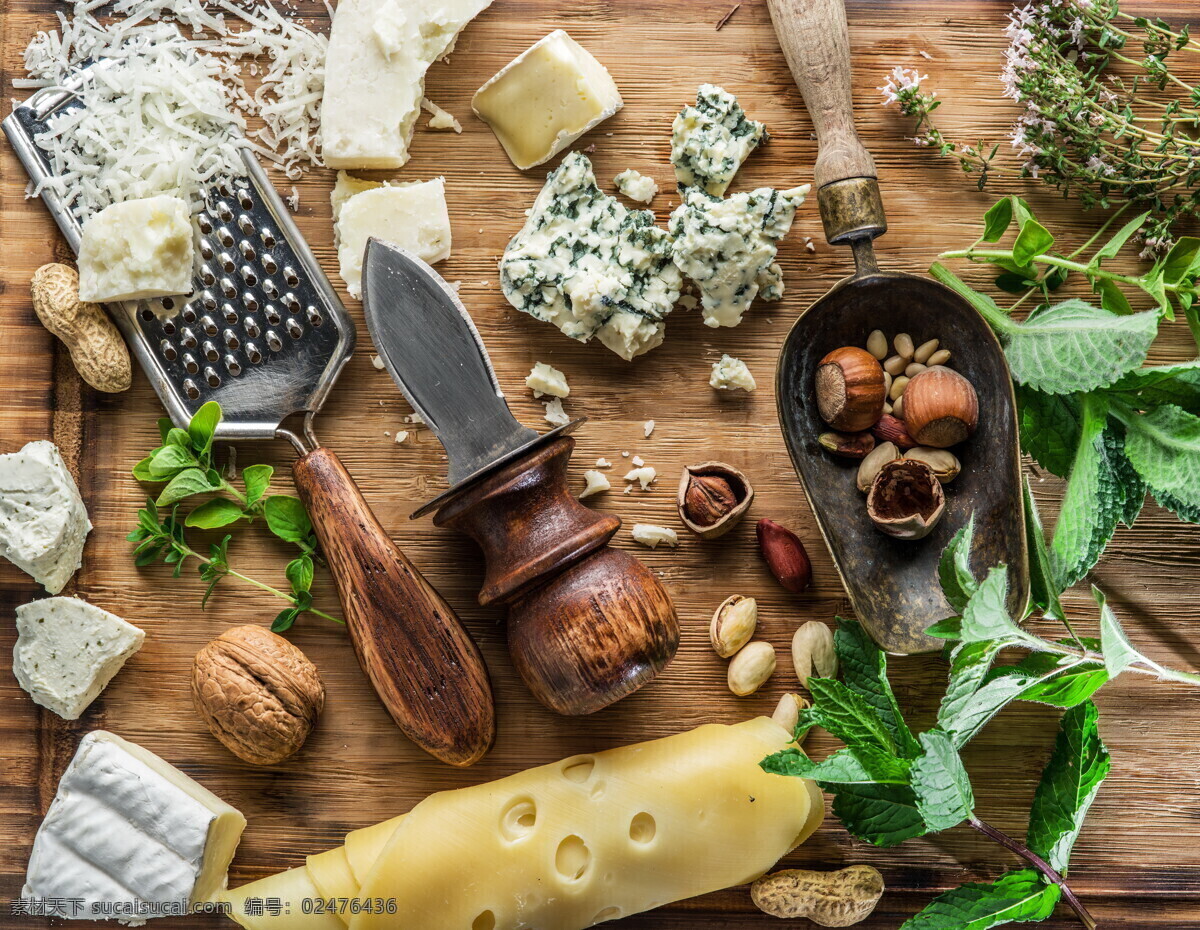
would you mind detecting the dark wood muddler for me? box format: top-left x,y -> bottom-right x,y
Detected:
434,436 -> 679,716
293,447 -> 495,766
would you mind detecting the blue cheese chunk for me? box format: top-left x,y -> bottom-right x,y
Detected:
614,169 -> 659,204
500,153 -> 682,360
671,85 -> 768,196
710,354 -> 757,392
669,185 -> 810,327
0,441 -> 91,594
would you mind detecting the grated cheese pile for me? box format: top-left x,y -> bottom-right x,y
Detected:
19,0 -> 327,220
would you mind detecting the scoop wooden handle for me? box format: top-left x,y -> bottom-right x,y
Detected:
293,447 -> 494,767
767,0 -> 876,188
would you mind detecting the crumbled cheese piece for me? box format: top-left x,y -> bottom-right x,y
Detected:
679,294 -> 699,310
670,185 -> 810,327
395,431 -> 408,443
408,412 -> 426,425
671,84 -> 768,196
544,397 -> 571,426
624,485 -> 633,494
631,455 -> 645,467
710,354 -> 757,392
526,362 -> 570,398
805,236 -> 816,253
596,457 -> 612,468
421,97 -> 463,132
0,441 -> 91,594
614,169 -> 659,204
622,451 -> 630,457
579,470 -> 611,499
631,524 -> 679,548
624,466 -> 656,489
472,30 -> 622,170
12,597 -> 144,720
372,355 -> 385,370
78,196 -> 194,302
643,420 -> 655,437
500,153 -> 681,360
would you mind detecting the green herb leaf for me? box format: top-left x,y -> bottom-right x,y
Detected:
899,869 -> 1060,930
834,618 -> 921,758
982,197 -> 1014,242
937,640 -> 1003,745
1091,212 -> 1150,267
910,729 -> 975,832
286,554 -> 314,594
1094,277 -> 1133,316
1023,481 -> 1064,622
1161,236 -> 1200,284
148,444 -> 199,479
166,427 -> 192,449
272,608 -> 300,633
938,518 -> 979,614
157,417 -> 174,445
829,782 -> 929,847
930,264 -> 1011,331
803,678 -> 899,755
156,468 -> 219,506
763,745 -> 913,785
1011,655 -> 1108,707
188,401 -> 222,457
1120,404 -> 1200,521
264,495 -> 314,547
184,498 -> 246,529
243,464 -> 274,507
1093,587 -> 1140,678
131,456 -> 156,482
1016,386 -> 1081,478
1012,220 -> 1055,266
1105,361 -> 1200,414
942,670 -> 1041,749
953,567 -> 1030,647
1025,701 -> 1110,873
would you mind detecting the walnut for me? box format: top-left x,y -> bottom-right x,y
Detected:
192,625 -> 325,765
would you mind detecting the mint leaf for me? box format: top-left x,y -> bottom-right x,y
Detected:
264,495 -> 314,547
188,401 -> 222,457
286,554 -> 314,594
900,869 -> 1060,930
1012,220 -> 1055,266
930,264 -> 1011,332
829,782 -> 928,847
982,197 -> 1014,242
157,417 -> 174,445
156,468 -> 218,506
1016,386 -> 1081,477
1093,277 -> 1133,316
942,671 -> 1040,748
1105,362 -> 1200,413
184,498 -> 246,529
1010,654 -> 1108,707
955,566 -> 1031,646
1026,701 -> 1110,873
938,640 -> 1002,744
1093,587 -> 1140,678
243,463 -> 274,507
1161,236 -> 1200,284
938,518 -> 978,613
166,427 -> 192,449
1023,481 -> 1064,621
992,299 -> 1158,395
132,456 -> 156,482
911,729 -> 975,831
834,618 -> 921,758
763,745 -> 913,785
1121,404 -> 1200,521
804,678 -> 899,755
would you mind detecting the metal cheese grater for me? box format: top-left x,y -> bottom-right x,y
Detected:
2,61 -> 498,767
2,61 -> 354,439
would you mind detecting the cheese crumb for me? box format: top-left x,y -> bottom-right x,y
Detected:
631,455 -> 645,467
526,362 -> 570,398
624,466 -> 656,490
596,457 -> 613,468
421,97 -> 463,133
394,431 -> 408,443
631,524 -> 679,549
372,355 -> 385,369
614,169 -> 659,204
710,354 -> 757,392
78,196 -> 194,302
579,470 -> 611,499
679,294 -> 699,310
544,397 -> 571,426
407,412 -> 426,425
643,420 -> 655,437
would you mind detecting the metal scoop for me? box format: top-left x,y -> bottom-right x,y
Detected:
767,0 -> 1028,654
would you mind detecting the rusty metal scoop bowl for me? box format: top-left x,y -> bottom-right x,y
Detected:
768,0 -> 1028,653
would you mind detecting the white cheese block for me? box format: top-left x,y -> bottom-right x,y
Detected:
670,185 -> 810,327
0,441 -> 91,594
500,153 -> 681,361
525,361 -> 570,398
671,85 -> 768,196
333,176 -> 452,298
710,354 -> 757,392
13,597 -> 145,720
473,30 -> 623,170
614,169 -> 659,204
77,196 -> 194,302
22,731 -> 246,925
322,0 -> 492,168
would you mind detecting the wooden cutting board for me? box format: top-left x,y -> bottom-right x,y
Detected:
3,1 -> 1200,926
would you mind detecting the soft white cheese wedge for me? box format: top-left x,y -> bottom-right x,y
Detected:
333,176 -> 451,298
22,730 -> 246,925
0,441 -> 91,594
77,196 -> 194,302
13,597 -> 145,720
322,0 -> 492,168
473,30 -> 623,170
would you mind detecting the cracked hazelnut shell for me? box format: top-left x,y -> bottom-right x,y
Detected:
678,462 -> 754,539
866,459 -> 946,540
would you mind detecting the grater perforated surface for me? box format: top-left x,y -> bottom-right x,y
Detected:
3,62 -> 355,440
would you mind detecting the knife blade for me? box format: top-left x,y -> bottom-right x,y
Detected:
361,238 -> 548,489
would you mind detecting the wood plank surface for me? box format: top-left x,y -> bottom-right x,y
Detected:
4,0 -> 1200,927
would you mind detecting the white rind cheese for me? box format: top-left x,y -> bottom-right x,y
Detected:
710,354 -> 757,392
322,0 -> 492,169
671,85 -> 768,196
670,185 -> 810,327
614,169 -> 658,204
78,196 -> 194,303
13,597 -> 145,721
473,30 -> 623,170
0,441 -> 91,594
500,153 -> 681,360
333,175 -> 452,298
526,362 -> 570,398
22,731 -> 246,925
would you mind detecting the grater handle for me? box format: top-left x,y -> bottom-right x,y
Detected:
293,447 -> 495,767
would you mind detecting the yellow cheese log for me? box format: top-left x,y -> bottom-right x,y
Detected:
344,816 -> 407,886
220,866 -> 343,930
307,847 -> 358,901
351,717 -> 822,930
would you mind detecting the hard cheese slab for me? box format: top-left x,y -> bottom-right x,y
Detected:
3,0 -> 1200,927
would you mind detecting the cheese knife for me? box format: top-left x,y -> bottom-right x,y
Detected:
362,239 -> 679,715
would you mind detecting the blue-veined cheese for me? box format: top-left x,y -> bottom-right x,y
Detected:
671,85 -> 768,196
709,354 -> 757,392
22,731 -> 246,925
0,440 -> 91,594
13,597 -> 145,720
525,362 -> 570,398
614,169 -> 658,204
499,153 -> 681,360
669,185 -> 810,327
77,196 -> 194,303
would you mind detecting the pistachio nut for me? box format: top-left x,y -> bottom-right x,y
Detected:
771,692 -> 811,740
856,441 -> 900,493
727,641 -> 776,696
792,621 -> 837,689
904,446 -> 961,483
710,595 -> 758,658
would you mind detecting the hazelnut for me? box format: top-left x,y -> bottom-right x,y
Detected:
818,430 -> 876,460
904,446 -> 961,483
710,595 -> 758,657
757,519 -> 812,594
815,347 -> 886,432
678,462 -> 754,539
866,459 -> 946,540
903,366 -> 979,448
192,625 -> 325,765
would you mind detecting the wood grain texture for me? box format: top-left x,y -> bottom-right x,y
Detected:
4,0 -> 1200,927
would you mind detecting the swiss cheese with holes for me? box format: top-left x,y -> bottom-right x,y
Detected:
222,717 -> 822,930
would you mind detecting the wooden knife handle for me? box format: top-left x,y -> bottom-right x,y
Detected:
767,0 -> 876,189
435,437 -> 679,715
293,447 -> 494,766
